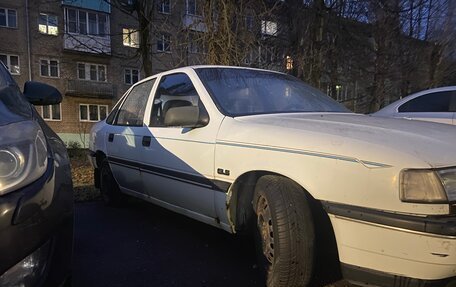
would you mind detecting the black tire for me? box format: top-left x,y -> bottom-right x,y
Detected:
100,160 -> 124,206
253,175 -> 315,287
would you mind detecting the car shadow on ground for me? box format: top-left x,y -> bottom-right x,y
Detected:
73,199 -> 349,287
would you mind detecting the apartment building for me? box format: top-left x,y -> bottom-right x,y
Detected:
0,0 -> 143,146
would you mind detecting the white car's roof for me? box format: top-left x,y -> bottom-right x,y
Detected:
374,86 -> 456,115
136,65 -> 286,85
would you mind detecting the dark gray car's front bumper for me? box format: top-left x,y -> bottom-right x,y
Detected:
0,158 -> 74,286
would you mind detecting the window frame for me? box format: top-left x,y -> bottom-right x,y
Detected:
398,92 -> 455,113
40,58 -> 60,78
124,68 -> 140,85
77,62 -> 107,82
38,13 -> 58,35
0,8 -> 17,28
261,20 -> 278,36
64,7 -> 109,37
0,54 -> 20,75
158,0 -> 171,14
157,33 -> 171,52
149,72 -> 207,127
79,104 -> 109,122
41,103 -> 62,121
122,28 -> 140,48
114,78 -> 156,126
186,0 -> 199,16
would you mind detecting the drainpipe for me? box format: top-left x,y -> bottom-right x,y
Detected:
25,0 -> 32,81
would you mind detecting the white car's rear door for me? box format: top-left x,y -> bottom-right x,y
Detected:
106,78 -> 156,194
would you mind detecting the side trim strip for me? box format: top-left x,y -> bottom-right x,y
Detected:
216,141 -> 391,169
322,201 -> 456,237
107,156 -> 231,193
341,263 -> 456,287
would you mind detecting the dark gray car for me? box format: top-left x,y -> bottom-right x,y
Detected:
0,63 -> 73,286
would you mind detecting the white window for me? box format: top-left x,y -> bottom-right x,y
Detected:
77,63 -> 106,82
158,0 -> 171,14
0,8 -> 17,28
124,68 -> 140,85
64,8 -> 109,36
79,104 -> 108,122
122,28 -> 140,48
41,104 -> 61,121
39,13 -> 58,35
157,33 -> 171,52
261,20 -> 277,36
40,59 -> 59,77
0,54 -> 19,74
186,0 -> 199,15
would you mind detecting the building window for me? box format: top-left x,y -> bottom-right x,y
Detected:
123,28 -> 139,48
261,20 -> 277,36
124,68 -> 140,85
0,54 -> 19,74
77,63 -> 106,82
64,8 -> 109,36
41,104 -> 61,121
245,15 -> 254,31
186,0 -> 199,15
0,8 -> 17,28
39,13 -> 58,35
157,33 -> 171,52
188,34 -> 203,54
40,59 -> 59,77
158,0 -> 171,14
79,104 -> 108,122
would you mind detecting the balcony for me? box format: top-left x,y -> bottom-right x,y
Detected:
182,14 -> 207,32
66,79 -> 115,99
64,34 -> 111,55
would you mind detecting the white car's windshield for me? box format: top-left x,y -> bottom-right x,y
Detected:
196,68 -> 350,117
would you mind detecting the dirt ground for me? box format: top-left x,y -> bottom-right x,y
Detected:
69,150 -> 100,202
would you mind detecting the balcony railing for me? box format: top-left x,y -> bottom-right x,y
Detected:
66,79 -> 115,99
64,34 -> 111,55
182,14 -> 207,32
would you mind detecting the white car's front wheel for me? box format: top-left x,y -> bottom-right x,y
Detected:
253,175 -> 315,287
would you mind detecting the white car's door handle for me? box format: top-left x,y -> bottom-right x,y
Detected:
142,136 -> 151,147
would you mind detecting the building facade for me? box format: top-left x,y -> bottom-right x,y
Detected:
0,0 -> 143,146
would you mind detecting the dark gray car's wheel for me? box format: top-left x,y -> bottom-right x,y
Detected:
100,160 -> 124,206
253,175 -> 315,287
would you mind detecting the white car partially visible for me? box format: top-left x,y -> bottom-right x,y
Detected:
373,86 -> 456,125
89,66 -> 456,287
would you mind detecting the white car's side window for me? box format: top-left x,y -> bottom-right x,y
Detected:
398,91 -> 453,113
115,79 -> 155,126
149,73 -> 206,127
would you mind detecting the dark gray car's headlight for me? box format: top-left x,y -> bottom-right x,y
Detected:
0,241 -> 50,286
400,168 -> 456,203
0,121 -> 47,195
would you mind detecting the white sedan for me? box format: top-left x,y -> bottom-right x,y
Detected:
89,66 -> 456,287
373,86 -> 456,125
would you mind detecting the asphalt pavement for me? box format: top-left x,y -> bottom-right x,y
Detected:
73,200 -> 348,287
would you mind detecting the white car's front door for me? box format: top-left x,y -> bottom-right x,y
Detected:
139,72 -> 223,219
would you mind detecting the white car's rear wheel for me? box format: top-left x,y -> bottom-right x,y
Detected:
253,175 -> 315,287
